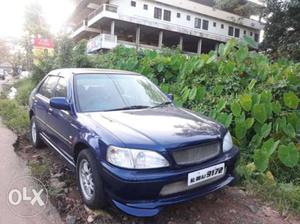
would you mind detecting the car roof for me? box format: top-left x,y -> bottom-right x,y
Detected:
50,68 -> 141,77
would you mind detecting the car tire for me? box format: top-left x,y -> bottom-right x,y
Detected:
77,149 -> 107,209
30,116 -> 44,148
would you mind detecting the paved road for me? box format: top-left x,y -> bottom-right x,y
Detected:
0,78 -> 62,224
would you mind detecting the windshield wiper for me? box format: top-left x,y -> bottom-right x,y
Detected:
151,101 -> 172,108
106,105 -> 150,112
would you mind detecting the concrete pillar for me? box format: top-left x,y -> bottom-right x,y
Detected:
215,42 -> 219,51
179,36 -> 183,51
158,31 -> 163,48
110,20 -> 115,35
197,38 -> 202,54
136,25 -> 141,50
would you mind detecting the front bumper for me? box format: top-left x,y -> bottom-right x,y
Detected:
101,146 -> 239,217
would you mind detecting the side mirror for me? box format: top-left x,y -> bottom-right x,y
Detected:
50,97 -> 71,111
167,93 -> 174,101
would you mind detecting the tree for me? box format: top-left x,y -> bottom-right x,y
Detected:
0,39 -> 10,64
22,1 -> 51,71
262,0 -> 300,61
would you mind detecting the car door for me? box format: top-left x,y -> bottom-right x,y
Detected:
34,75 -> 59,136
47,76 -> 79,161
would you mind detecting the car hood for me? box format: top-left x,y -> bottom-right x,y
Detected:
84,106 -> 225,150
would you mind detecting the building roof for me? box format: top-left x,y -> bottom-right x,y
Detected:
155,0 -> 264,30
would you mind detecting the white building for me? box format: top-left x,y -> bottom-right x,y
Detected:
69,0 -> 264,54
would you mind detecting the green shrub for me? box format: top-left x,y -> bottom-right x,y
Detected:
14,78 -> 37,106
0,99 -> 29,134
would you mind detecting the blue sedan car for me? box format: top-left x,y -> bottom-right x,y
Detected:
29,68 -> 239,217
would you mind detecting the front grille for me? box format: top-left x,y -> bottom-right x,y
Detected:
172,141 -> 221,165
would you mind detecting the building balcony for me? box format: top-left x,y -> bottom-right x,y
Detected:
86,33 -> 118,53
87,4 -> 118,27
70,4 -> 118,40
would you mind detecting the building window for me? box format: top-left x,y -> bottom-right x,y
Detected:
202,20 -> 209,30
254,33 -> 259,42
221,24 -> 224,29
194,18 -> 201,29
187,15 -> 191,21
234,28 -> 240,38
228,26 -> 234,36
154,7 -> 162,19
213,22 -> 216,27
131,1 -> 136,7
250,31 -> 253,36
244,30 -> 247,35
143,4 -> 148,10
177,12 -> 181,18
163,10 -> 171,21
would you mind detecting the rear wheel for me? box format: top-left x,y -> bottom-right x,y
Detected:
77,149 -> 106,209
30,116 -> 44,148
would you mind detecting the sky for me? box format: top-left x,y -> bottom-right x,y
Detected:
0,0 -> 75,39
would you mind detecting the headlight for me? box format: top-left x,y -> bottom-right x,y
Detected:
106,146 -> 169,169
223,131 -> 233,152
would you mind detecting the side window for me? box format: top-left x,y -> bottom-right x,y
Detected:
228,26 -> 234,36
154,7 -> 162,19
38,76 -> 59,99
163,10 -> 171,21
194,18 -> 201,29
202,20 -> 209,30
234,28 -> 240,38
55,77 -> 67,97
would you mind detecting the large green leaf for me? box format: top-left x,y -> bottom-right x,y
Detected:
283,92 -> 299,109
252,104 -> 267,124
283,123 -> 296,138
243,35 -> 258,48
216,113 -> 232,128
231,101 -> 241,117
196,86 -> 206,100
272,101 -> 281,114
260,123 -> 272,139
240,94 -> 252,111
235,121 -> 248,140
236,46 -> 248,62
262,138 -> 280,157
189,87 -> 197,101
216,99 -> 226,112
278,143 -> 299,168
261,91 -> 272,103
254,150 -> 269,172
245,118 -> 254,129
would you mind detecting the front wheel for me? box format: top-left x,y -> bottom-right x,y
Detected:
77,149 -> 107,209
30,116 -> 44,148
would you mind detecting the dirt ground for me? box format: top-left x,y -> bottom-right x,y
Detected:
14,135 -> 300,224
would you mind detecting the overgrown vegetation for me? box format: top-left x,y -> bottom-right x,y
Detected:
2,36 -> 300,213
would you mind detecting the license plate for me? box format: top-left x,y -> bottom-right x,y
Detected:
187,163 -> 225,186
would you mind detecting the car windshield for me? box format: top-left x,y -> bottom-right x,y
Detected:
74,74 -> 170,112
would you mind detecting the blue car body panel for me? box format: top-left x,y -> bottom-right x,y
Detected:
29,69 -> 239,217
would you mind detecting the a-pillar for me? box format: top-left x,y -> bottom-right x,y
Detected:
110,20 -> 115,35
136,25 -> 141,50
197,38 -> 202,54
158,30 -> 163,48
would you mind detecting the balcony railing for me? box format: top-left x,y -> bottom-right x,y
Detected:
73,19 -> 88,32
87,34 -> 118,52
87,4 -> 118,21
